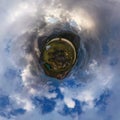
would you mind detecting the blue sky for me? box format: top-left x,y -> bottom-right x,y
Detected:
0,0 -> 120,120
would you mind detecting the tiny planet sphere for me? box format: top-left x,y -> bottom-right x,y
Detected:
37,30 -> 80,80
42,38 -> 77,79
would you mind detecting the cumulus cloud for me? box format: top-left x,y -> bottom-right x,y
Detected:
0,0 -> 120,120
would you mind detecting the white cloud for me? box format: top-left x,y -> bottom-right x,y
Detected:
59,60 -> 113,112
10,94 -> 35,111
0,0 -> 120,120
64,97 -> 75,108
